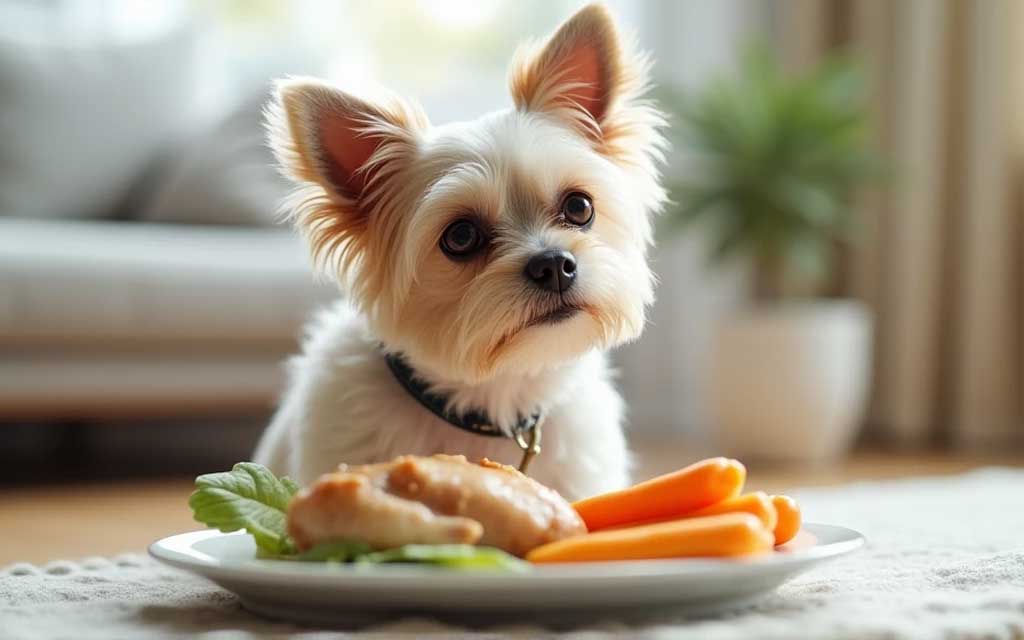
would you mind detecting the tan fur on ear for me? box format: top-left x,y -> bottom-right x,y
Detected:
510,4 -> 621,125
508,4 -> 665,164
265,77 -> 428,276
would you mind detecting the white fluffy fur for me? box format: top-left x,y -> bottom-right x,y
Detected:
253,4 -> 664,500
254,300 -> 630,499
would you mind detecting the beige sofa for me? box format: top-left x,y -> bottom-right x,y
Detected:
0,11 -> 338,420
0,219 -> 333,419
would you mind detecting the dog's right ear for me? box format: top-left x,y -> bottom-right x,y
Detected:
267,77 -> 426,227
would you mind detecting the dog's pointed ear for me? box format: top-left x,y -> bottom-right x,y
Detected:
509,4 -> 627,134
267,77 -> 425,208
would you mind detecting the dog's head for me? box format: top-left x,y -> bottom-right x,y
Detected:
268,3 -> 665,383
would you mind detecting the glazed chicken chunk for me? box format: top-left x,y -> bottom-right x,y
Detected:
287,454 -> 587,557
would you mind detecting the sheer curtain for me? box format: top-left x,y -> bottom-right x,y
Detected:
773,0 -> 1023,449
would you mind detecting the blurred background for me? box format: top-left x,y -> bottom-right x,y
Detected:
1,0 -> 1021,562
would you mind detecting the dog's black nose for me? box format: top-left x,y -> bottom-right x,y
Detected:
524,250 -> 577,293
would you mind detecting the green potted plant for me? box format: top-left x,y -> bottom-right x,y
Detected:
663,48 -> 881,463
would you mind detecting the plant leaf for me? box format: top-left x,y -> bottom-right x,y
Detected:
189,462 -> 300,556
662,45 -> 884,292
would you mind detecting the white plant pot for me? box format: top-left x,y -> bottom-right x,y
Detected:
710,300 -> 873,464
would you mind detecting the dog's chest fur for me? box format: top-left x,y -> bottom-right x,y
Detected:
254,300 -> 631,500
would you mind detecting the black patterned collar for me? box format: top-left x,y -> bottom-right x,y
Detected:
384,351 -> 543,443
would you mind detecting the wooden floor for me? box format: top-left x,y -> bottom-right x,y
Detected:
1,445 -> 1020,566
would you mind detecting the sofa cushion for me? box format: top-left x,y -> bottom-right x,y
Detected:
0,10 -> 198,220
0,345 -> 294,417
138,93 -> 292,227
0,219 -> 335,343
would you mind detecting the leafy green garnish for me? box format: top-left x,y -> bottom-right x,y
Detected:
188,463 -> 529,572
356,544 -> 529,571
292,540 -> 374,562
189,462 -> 301,556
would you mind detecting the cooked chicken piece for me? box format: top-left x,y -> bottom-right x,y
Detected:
288,454 -> 587,557
287,472 -> 483,551
381,455 -> 587,557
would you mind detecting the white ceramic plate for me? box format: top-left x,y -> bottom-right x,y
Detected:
150,523 -> 863,627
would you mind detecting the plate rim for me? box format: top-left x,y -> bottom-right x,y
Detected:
149,522 -> 864,584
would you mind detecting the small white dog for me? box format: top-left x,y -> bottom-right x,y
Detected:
253,3 -> 665,500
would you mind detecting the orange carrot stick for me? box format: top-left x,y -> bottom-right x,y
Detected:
573,457 -> 746,531
607,491 -> 778,531
688,491 -> 778,531
771,494 -> 802,545
526,513 -> 773,563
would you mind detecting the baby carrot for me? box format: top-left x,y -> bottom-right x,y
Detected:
606,491 -> 778,531
771,494 -> 802,545
526,512 -> 773,563
573,457 -> 746,531
686,491 -> 778,531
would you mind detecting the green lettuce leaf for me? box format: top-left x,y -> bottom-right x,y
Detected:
356,544 -> 529,571
189,462 -> 301,556
290,540 -> 374,562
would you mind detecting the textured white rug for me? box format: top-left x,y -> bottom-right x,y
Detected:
3,469 -> 1023,639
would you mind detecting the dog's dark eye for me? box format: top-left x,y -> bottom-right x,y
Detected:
561,192 -> 594,227
440,219 -> 486,259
